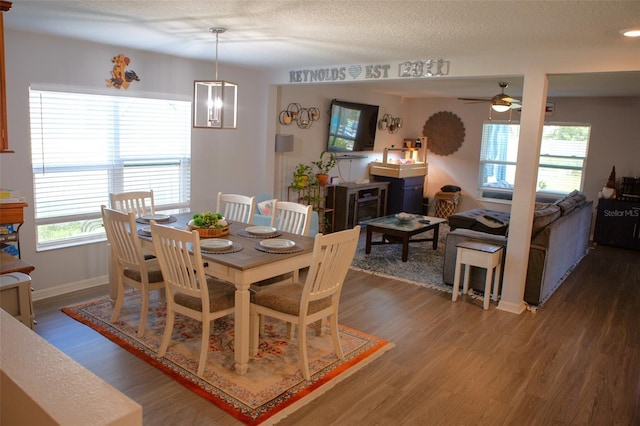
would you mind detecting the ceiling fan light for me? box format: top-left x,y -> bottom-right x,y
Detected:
491,103 -> 511,112
621,28 -> 640,37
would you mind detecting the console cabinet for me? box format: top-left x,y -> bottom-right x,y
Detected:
372,175 -> 424,214
594,199 -> 640,250
333,182 -> 389,231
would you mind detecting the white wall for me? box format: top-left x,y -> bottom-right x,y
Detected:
1,30 -> 271,294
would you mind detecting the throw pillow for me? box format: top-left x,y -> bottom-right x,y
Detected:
256,199 -> 274,216
532,203 -> 561,236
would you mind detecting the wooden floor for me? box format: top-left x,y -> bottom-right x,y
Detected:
33,244 -> 640,425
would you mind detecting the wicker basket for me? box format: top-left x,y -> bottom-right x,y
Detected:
188,225 -> 230,238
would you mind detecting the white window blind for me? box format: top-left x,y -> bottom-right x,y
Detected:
478,121 -> 590,200
29,89 -> 191,248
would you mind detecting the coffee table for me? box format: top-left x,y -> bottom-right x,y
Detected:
361,214 -> 446,262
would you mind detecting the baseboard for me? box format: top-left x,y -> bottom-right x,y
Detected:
32,275 -> 109,302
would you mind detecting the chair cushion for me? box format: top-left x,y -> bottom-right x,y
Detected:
251,282 -> 331,316
123,259 -> 163,283
174,278 -> 236,312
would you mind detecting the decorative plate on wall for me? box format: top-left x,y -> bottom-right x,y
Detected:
422,111 -> 466,156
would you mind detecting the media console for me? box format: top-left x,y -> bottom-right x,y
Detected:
331,181 -> 389,231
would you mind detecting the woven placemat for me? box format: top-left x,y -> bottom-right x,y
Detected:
254,242 -> 303,254
237,230 -> 282,239
136,215 -> 177,225
201,242 -> 244,255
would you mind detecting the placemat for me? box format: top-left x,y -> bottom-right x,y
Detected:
237,229 -> 282,239
254,242 -> 303,254
136,215 -> 177,225
201,242 -> 244,255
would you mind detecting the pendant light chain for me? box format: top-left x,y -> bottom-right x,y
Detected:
210,27 -> 226,81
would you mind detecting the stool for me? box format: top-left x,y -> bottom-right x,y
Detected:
452,240 -> 503,310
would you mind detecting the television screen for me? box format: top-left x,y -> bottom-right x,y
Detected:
327,99 -> 379,153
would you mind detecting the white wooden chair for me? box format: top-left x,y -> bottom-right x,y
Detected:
270,200 -> 313,237
150,221 -> 236,377
216,192 -> 256,224
109,190 -> 155,217
249,226 -> 360,380
101,206 -> 164,337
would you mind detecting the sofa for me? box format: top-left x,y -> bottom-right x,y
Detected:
443,191 -> 593,306
252,194 -> 320,236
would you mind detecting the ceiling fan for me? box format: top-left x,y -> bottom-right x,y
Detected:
458,82 -> 522,112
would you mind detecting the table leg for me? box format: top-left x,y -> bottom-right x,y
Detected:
401,235 -> 409,262
234,284 -> 251,375
432,224 -> 440,250
365,227 -> 373,254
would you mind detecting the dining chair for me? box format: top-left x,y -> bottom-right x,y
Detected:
270,200 -> 313,237
109,190 -> 155,217
101,206 -> 165,337
150,220 -> 236,377
249,226 -> 361,380
216,192 -> 256,224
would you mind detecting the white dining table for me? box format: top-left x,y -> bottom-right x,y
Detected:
109,212 -> 315,375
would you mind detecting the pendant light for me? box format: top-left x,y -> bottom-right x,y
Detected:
193,27 -> 238,129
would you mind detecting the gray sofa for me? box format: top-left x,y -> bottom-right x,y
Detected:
443,192 -> 593,306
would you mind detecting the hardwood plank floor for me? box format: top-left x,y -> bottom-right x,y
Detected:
33,245 -> 640,425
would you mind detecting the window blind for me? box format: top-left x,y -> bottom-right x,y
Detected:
29,89 -> 191,246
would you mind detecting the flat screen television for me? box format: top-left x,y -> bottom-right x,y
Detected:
327,99 -> 379,153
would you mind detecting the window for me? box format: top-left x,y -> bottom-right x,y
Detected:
478,121 -> 590,201
29,89 -> 191,248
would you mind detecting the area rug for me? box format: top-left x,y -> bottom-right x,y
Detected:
350,223 -> 453,294
62,293 -> 393,425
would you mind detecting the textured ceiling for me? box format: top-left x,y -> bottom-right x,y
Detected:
5,0 -> 640,98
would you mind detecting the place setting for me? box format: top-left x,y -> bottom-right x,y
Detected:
199,238 -> 243,254
135,213 -> 177,225
254,237 -> 302,254
237,225 -> 282,239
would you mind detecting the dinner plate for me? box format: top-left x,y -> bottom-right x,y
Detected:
259,238 -> 295,251
200,239 -> 233,252
142,226 -> 151,233
245,225 -> 278,236
141,213 -> 171,222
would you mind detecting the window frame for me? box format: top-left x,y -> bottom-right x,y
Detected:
477,120 -> 590,203
29,87 -> 192,250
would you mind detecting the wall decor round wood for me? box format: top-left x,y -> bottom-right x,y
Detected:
422,111 -> 466,156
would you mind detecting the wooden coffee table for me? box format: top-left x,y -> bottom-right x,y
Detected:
362,215 -> 446,262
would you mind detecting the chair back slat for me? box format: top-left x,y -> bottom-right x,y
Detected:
302,226 -> 360,305
216,192 -> 256,223
271,201 -> 312,236
150,222 -> 208,302
101,206 -> 145,272
110,190 -> 155,217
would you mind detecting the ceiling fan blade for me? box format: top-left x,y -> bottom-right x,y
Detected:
458,97 -> 491,102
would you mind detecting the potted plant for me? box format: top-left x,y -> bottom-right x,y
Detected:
187,211 -> 229,238
292,163 -> 313,189
311,151 -> 336,186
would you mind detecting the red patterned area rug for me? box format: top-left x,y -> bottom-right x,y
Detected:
62,293 -> 393,425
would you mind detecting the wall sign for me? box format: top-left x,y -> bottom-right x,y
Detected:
287,59 -> 450,84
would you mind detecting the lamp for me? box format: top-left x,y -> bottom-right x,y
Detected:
278,103 -> 320,129
275,134 -> 294,153
377,113 -> 403,134
275,134 -> 294,199
193,28 -> 238,129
